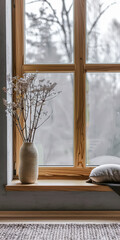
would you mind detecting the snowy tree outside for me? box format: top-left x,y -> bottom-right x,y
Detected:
24,0 -> 120,166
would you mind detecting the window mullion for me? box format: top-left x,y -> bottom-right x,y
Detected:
85,64 -> 120,72
74,0 -> 86,168
23,64 -> 75,73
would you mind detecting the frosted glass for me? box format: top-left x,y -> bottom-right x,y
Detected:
86,73 -> 120,165
25,0 -> 74,64
86,0 -> 120,63
32,73 -> 74,166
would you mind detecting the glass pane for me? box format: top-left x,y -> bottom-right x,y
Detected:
29,73 -> 74,166
25,0 -> 74,64
86,73 -> 120,165
86,0 -> 120,63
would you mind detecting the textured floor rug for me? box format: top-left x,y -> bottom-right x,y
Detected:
0,223 -> 120,240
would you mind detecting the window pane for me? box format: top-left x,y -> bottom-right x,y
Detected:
30,73 -> 74,166
86,0 -> 120,63
25,0 -> 74,64
86,73 -> 120,165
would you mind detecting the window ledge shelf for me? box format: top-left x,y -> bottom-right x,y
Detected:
5,180 -> 112,192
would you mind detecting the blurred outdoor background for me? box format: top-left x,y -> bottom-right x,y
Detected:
24,0 -> 120,166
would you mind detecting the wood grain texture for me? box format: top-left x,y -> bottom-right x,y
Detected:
23,64 -> 75,72
74,0 -> 86,168
12,0 -> 24,176
38,167 -> 93,179
5,180 -> 112,192
0,211 -> 120,220
85,64 -> 120,72
14,167 -> 94,180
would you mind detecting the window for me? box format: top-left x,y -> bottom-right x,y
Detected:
12,0 -> 120,179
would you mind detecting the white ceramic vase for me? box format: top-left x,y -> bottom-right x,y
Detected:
19,142 -> 38,184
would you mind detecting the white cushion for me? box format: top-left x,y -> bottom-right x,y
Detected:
89,164 -> 120,183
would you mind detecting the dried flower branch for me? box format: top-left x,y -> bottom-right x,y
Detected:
3,74 -> 59,143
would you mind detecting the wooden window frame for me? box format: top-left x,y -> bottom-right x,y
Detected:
12,0 -> 120,180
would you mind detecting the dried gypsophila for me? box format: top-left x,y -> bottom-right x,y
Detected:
3,73 -> 59,143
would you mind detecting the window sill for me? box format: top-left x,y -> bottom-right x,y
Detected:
5,180 -> 112,192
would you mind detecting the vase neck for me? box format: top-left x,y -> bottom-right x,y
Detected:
23,142 -> 34,145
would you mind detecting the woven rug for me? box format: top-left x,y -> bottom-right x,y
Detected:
0,223 -> 120,240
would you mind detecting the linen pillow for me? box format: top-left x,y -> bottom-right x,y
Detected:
89,164 -> 120,183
